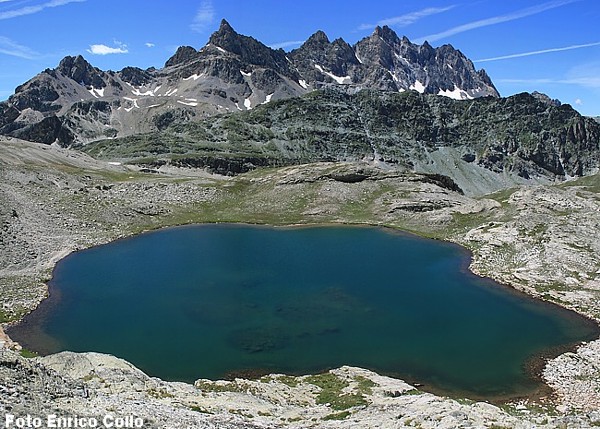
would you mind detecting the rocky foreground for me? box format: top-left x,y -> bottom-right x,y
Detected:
1,137 -> 600,427
2,349 -> 600,429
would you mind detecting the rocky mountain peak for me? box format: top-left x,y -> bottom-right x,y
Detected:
208,18 -> 243,52
305,30 -> 330,46
205,19 -> 296,79
372,25 -> 401,45
217,18 -> 235,35
57,55 -> 105,88
165,46 -> 198,68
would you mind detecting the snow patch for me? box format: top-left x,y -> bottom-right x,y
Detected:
240,70 -> 252,77
164,88 -> 178,96
216,46 -> 226,53
438,86 -> 471,100
298,79 -> 309,89
261,93 -> 274,104
409,80 -> 426,93
185,98 -> 198,102
183,74 -> 203,81
131,88 -> 155,97
123,97 -> 140,112
177,100 -> 198,107
465,87 -> 492,98
244,98 -> 252,110
234,102 -> 242,111
146,104 -> 162,108
315,64 -> 351,84
436,85 -> 485,100
108,162 -> 122,166
88,87 -> 105,98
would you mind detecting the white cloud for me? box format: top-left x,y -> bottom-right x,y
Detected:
496,61 -> 600,89
475,41 -> 600,63
87,42 -> 128,55
358,6 -> 456,31
145,42 -> 155,48
190,0 -> 214,33
415,0 -> 579,43
269,40 -> 305,50
496,77 -> 600,89
0,36 -> 38,59
0,0 -> 85,20
575,98 -> 583,105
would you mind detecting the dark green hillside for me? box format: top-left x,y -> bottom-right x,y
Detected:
83,89 -> 600,179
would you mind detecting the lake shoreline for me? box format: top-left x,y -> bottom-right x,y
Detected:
6,222 -> 600,405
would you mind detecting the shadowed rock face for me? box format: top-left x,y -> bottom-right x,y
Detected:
57,55 -> 106,89
0,19 -> 497,146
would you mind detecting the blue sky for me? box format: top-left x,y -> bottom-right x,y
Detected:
1,0 -> 599,116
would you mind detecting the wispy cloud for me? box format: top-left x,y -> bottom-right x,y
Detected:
415,0 -> 579,43
87,41 -> 128,55
0,0 -> 85,20
145,42 -> 155,48
269,40 -> 305,50
496,77 -> 600,88
358,6 -> 456,31
475,41 -> 600,62
0,36 -> 38,58
190,0 -> 214,33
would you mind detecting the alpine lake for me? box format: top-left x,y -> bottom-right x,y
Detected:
9,224 -> 599,400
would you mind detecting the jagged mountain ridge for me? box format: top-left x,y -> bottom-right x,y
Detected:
0,19 -> 498,145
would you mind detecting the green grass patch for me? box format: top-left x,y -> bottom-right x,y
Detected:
195,380 -> 243,393
267,374 -> 299,387
323,411 -> 351,421
19,349 -> 38,358
354,375 -> 376,395
306,373 -> 368,410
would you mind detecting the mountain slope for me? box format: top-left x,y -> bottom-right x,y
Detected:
82,89 -> 600,194
0,20 -> 497,146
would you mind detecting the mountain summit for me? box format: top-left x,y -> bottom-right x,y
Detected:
0,20 -> 497,145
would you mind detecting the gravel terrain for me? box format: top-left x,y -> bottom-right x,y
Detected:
1,137 -> 600,427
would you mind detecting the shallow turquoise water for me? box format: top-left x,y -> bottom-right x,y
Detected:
10,224 -> 599,398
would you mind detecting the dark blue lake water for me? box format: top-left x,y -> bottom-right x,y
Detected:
10,224 -> 598,398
